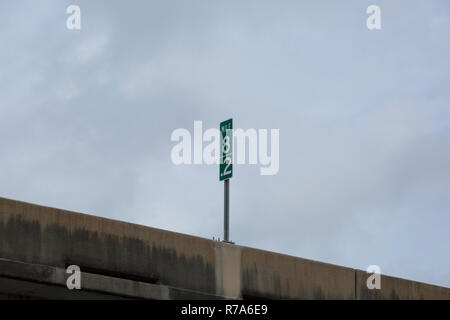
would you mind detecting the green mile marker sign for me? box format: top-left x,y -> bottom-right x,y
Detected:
220,119 -> 233,181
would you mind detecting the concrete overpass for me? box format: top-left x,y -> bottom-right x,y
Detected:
0,197 -> 448,299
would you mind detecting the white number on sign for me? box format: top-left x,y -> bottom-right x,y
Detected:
223,135 -> 230,153
224,156 -> 232,175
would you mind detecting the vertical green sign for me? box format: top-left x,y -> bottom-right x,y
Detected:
220,119 -> 233,181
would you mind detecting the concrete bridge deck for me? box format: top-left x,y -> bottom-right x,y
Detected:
0,197 -> 448,299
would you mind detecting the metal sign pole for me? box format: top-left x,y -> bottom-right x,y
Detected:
219,118 -> 233,243
224,179 -> 229,242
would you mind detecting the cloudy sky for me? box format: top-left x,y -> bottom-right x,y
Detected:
1,0 -> 449,287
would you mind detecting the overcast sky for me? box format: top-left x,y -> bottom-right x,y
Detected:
1,0 -> 449,287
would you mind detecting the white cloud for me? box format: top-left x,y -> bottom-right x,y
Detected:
62,34 -> 109,64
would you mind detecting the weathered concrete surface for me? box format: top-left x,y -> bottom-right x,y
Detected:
356,270 -> 450,300
241,248 -> 355,299
0,258 -> 221,299
213,242 -> 241,298
0,197 -> 216,296
0,196 -> 449,299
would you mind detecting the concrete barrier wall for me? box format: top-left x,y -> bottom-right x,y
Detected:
0,197 -> 449,299
241,248 -> 355,299
356,270 -> 450,300
0,197 -> 216,296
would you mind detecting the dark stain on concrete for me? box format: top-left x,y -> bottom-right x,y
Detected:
241,265 -> 290,299
358,284 -> 382,300
0,215 -> 215,294
313,287 -> 325,300
390,289 -> 400,300
0,216 -> 42,265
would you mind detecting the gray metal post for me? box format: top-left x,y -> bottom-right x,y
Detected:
224,179 -> 229,242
